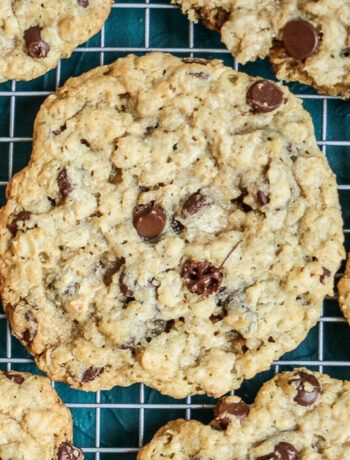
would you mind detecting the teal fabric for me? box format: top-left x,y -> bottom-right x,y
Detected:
0,2 -> 349,458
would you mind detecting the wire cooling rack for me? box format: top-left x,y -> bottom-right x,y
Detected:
1,1 -> 350,458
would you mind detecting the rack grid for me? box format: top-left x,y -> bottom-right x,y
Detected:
1,1 -> 350,459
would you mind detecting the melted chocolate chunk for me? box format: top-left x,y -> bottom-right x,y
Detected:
133,202 -> 166,238
119,272 -> 134,298
282,19 -> 319,60
171,218 -> 185,233
182,260 -> 222,295
58,168 -> 72,198
108,165 -> 122,184
247,80 -> 284,113
289,371 -> 321,406
81,367 -> 104,383
103,257 -> 126,287
4,372 -> 25,384
257,442 -> 299,460
58,441 -> 84,460
77,0 -> 89,7
214,397 -> 250,428
183,191 -> 207,215
320,267 -> 331,284
24,26 -> 49,58
22,312 -> 38,344
8,211 -> 31,235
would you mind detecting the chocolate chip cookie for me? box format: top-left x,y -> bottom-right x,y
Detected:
0,53 -> 344,397
0,370 -> 83,459
0,0 -> 112,82
174,1 -> 350,97
139,369 -> 350,459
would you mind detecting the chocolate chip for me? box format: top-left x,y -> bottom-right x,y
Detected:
7,211 -> 31,235
341,48 -> 350,58
81,367 -> 104,383
133,202 -> 166,238
80,139 -> 90,147
120,337 -> 136,350
53,124 -> 67,136
108,165 -> 122,184
48,197 -> 57,206
22,312 -> 38,344
4,372 -> 25,384
77,0 -> 89,7
320,267 -> 331,284
24,26 -> 49,58
282,19 -> 319,60
119,272 -> 134,298
151,319 -> 175,336
103,257 -> 126,287
58,441 -> 84,460
58,168 -> 72,198
227,330 -> 249,354
257,442 -> 299,460
183,191 -> 207,215
214,397 -> 250,428
257,190 -> 269,205
171,218 -> 185,233
289,371 -> 321,406
182,260 -> 222,295
247,80 -> 283,113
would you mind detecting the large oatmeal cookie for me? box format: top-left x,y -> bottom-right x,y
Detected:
0,53 -> 344,397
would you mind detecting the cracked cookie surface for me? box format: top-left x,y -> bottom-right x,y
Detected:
0,0 -> 112,82
0,52 -> 344,398
174,0 -> 350,97
138,369 -> 350,459
0,370 -> 83,460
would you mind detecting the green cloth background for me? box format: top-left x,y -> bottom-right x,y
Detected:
0,1 -> 350,458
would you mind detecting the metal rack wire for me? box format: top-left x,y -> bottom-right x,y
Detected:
1,1 -> 350,458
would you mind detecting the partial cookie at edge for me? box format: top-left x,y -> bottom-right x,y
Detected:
0,370 -> 83,460
173,0 -> 350,97
0,0 -> 112,82
138,369 -> 350,459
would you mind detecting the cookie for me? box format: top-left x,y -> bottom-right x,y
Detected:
337,254 -> 350,324
0,52 -> 344,398
174,0 -> 350,98
139,369 -> 350,459
0,0 -> 112,82
0,370 -> 83,460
